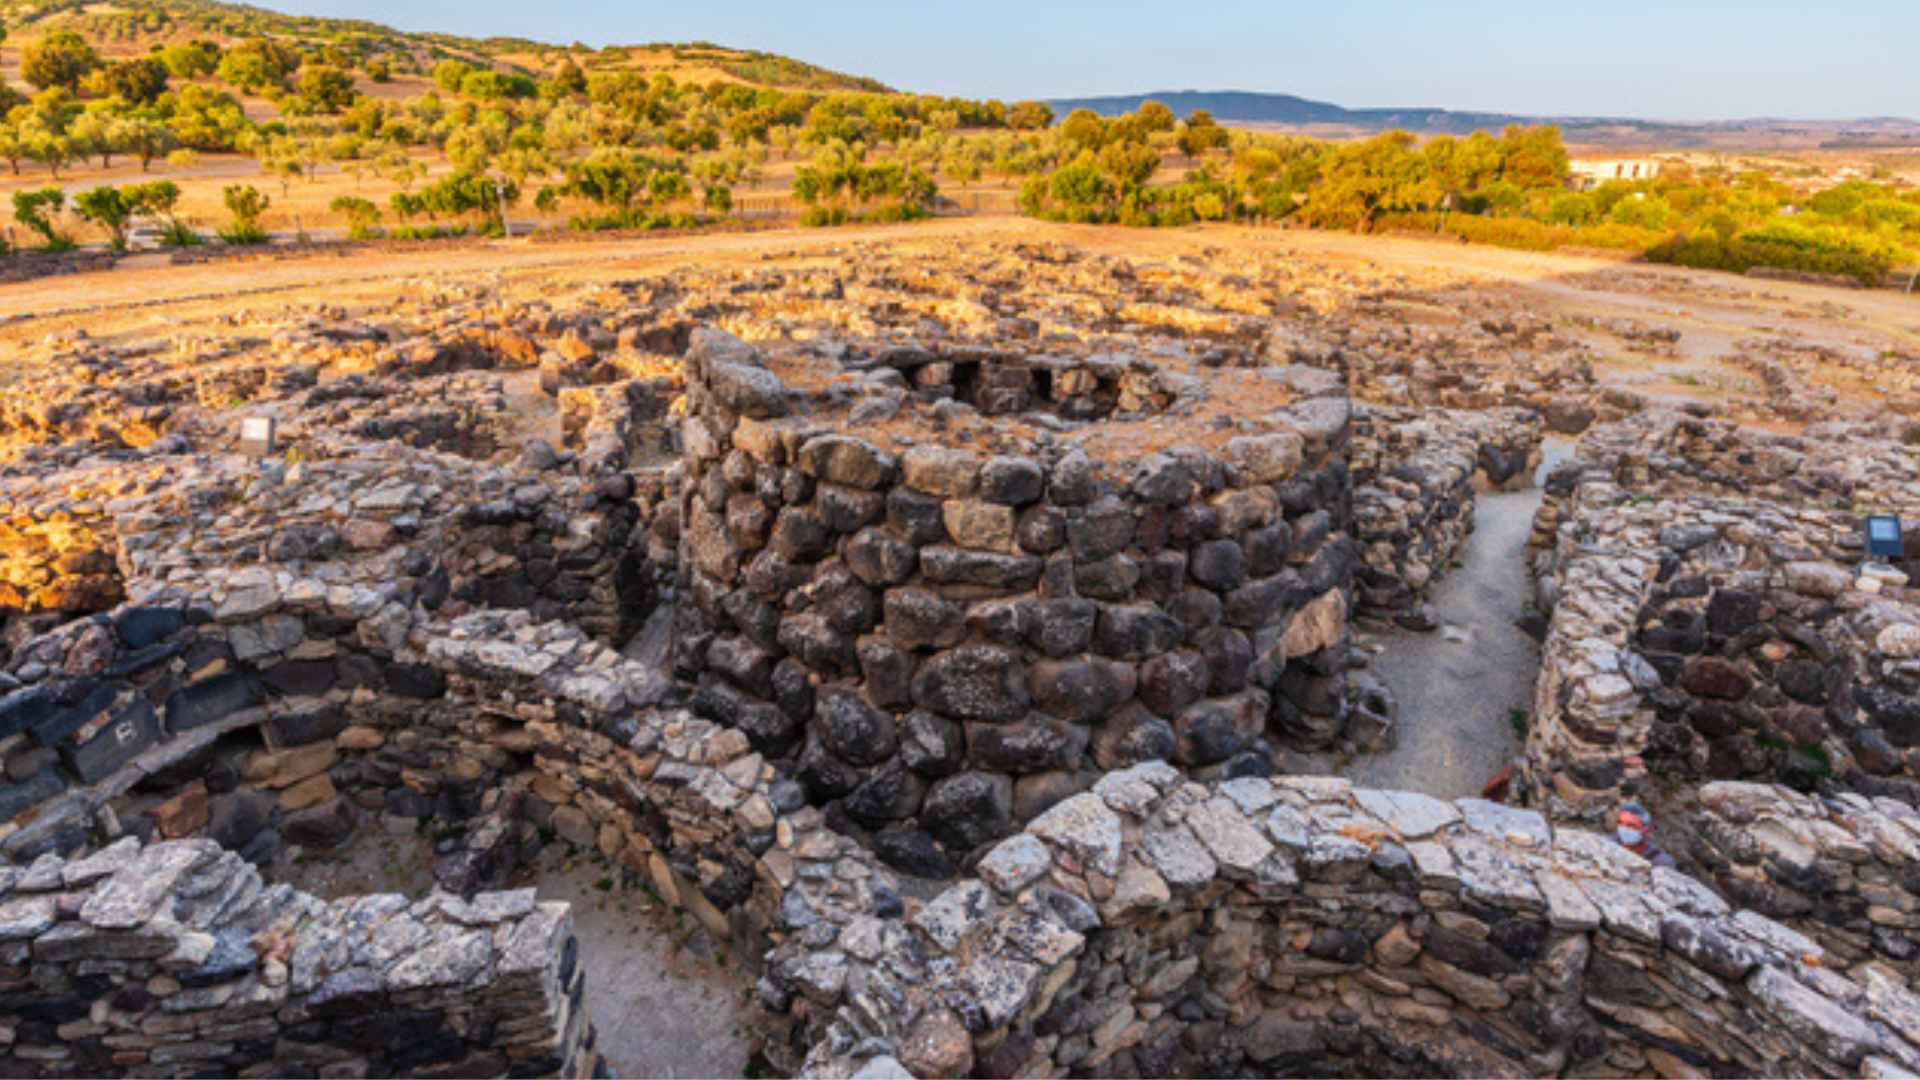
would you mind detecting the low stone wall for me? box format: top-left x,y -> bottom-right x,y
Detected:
0,249 -> 120,286
673,329 -> 1364,871
1523,412 -> 1920,821
1530,411 -> 1920,560
1521,478 -> 1662,821
0,581 -> 945,1077
0,836 -> 591,1078
115,439 -> 657,644
1688,780 -> 1920,972
1350,405 -> 1541,623
0,432 -> 689,858
793,765 -> 1920,1079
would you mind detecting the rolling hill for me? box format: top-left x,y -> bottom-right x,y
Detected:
1044,89 -> 1920,147
0,0 -> 891,89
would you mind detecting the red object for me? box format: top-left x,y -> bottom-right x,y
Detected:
1481,764 -> 1513,801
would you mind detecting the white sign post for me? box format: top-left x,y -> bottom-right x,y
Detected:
240,416 -> 277,457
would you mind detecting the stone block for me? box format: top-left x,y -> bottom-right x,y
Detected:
62,699 -> 161,784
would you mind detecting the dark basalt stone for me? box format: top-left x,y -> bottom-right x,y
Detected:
113,606 -> 186,649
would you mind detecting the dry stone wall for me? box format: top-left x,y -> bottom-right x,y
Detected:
1687,780 -> 1920,973
792,765 -> 1920,1080
0,431 -> 688,862
1349,405 -> 1541,624
1523,412 -> 1920,823
673,329 -> 1365,874
0,836 -> 591,1078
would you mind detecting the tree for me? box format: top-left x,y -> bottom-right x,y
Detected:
1098,141 -> 1160,188
1136,100 -> 1176,133
432,60 -> 475,93
218,39 -> 298,92
220,184 -> 270,243
543,150 -> 679,219
1007,100 -> 1053,130
157,40 -> 222,80
1060,109 -> 1107,152
444,119 -> 507,174
88,58 -> 169,104
0,124 -> 22,175
1304,130 -> 1438,231
546,59 -> 585,98
1546,192 -> 1595,226
22,31 -> 100,92
460,69 -> 535,100
1176,110 -> 1229,157
21,128 -> 73,177
124,179 -> 182,222
13,187 -> 70,249
330,194 -> 382,239
292,65 -> 358,114
74,185 -> 134,249
1497,124 -> 1569,189
66,109 -> 119,168
415,169 -> 516,231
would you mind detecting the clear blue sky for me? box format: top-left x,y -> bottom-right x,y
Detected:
262,1 -> 1915,121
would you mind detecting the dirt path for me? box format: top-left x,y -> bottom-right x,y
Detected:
1295,439 -> 1575,798
530,852 -> 755,1080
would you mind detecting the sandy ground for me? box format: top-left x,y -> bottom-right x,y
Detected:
527,849 -> 756,1080
7,217 -> 1913,438
272,827 -> 756,1079
5,215 -> 1911,341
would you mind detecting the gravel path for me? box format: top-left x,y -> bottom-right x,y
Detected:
532,852 -> 756,1079
1297,439 -> 1574,798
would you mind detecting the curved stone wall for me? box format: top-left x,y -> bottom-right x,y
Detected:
0,838 -> 588,1077
791,765 -> 1920,1079
1523,412 -> 1920,821
673,330 -> 1362,871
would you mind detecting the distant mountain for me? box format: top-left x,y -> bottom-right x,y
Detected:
1042,90 -> 1920,144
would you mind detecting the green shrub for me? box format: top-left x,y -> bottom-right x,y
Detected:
389,223 -> 470,240
1646,230 -> 1891,285
158,220 -> 202,248
799,205 -> 850,227
217,223 -> 271,245
1376,212 -> 1667,253
565,211 -> 699,232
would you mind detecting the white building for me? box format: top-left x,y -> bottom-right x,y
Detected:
1569,158 -> 1663,190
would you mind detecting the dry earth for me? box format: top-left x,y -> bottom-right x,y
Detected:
6,220 -> 1915,435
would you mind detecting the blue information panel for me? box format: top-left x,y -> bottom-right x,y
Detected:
1868,515 -> 1904,559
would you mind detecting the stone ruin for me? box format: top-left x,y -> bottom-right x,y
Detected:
672,332 -> 1364,876
6,241 -> 1920,1078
